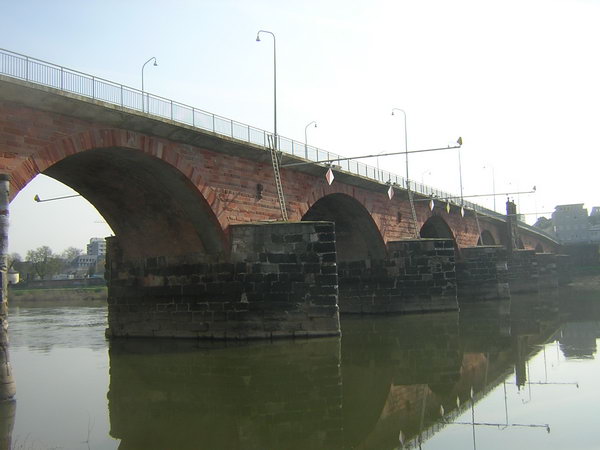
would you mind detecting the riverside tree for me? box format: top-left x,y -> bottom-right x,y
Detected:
25,246 -> 63,280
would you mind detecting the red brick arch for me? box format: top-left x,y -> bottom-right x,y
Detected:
12,129 -> 228,261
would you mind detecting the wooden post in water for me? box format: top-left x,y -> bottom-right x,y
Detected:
0,174 -> 15,401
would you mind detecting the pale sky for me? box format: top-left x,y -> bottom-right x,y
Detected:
3,0 -> 600,256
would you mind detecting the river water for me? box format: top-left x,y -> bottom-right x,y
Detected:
3,285 -> 600,450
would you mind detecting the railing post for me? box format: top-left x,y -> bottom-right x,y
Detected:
212,114 -> 215,133
247,124 -> 250,142
120,85 -> 123,108
60,66 -> 63,90
192,108 -> 196,127
25,56 -> 28,81
92,76 -> 95,99
170,100 -> 173,120
231,120 -> 234,138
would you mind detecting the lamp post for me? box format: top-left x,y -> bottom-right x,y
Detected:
457,138 -> 464,205
483,165 -> 496,211
141,56 -> 158,112
391,108 -> 409,189
304,121 -> 317,159
33,194 -> 81,203
256,30 -> 277,150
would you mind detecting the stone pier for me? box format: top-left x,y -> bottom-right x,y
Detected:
507,249 -> 539,294
0,174 -> 15,402
106,221 -> 340,339
338,239 -> 458,314
536,253 -> 558,290
455,246 -> 510,301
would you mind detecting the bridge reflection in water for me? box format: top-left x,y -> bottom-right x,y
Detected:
103,292 -> 579,450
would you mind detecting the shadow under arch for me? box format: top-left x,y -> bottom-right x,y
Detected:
419,215 -> 456,241
301,193 -> 386,261
478,229 -> 497,245
535,243 -> 544,253
42,147 -> 227,261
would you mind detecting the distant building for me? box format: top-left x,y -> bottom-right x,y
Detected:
552,204 -> 591,243
87,238 -> 106,257
73,254 -> 99,272
8,270 -> 19,285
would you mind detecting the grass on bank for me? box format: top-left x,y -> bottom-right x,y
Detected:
8,286 -> 107,303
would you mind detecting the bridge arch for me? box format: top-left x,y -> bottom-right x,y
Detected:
419,216 -> 456,241
301,193 -> 386,261
14,130 -> 227,261
478,229 -> 496,245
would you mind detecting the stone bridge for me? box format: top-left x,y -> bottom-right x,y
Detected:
0,51 -> 562,345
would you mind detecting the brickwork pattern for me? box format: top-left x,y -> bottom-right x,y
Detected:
507,250 -> 539,294
338,239 -> 458,314
0,101 -> 559,253
106,222 -> 340,339
456,246 -> 510,301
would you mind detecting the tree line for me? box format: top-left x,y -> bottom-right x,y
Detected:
9,246 -> 103,280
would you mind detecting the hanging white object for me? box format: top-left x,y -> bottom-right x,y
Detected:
446,202 -> 450,214
326,167 -> 335,185
461,207 -> 465,217
387,185 -> 394,200
429,199 -> 434,211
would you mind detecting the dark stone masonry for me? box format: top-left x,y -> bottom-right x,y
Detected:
337,239 -> 458,314
105,221 -> 340,339
507,250 -> 539,294
455,246 -> 510,301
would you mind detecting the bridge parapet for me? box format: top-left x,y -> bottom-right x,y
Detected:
0,46 -> 561,245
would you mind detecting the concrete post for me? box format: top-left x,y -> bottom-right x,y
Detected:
0,174 -> 16,402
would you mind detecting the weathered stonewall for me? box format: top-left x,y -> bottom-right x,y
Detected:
456,246 -> 510,301
106,221 -> 340,339
338,239 -> 458,314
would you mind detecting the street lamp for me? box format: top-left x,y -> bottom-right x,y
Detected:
457,137 -> 464,205
141,56 -> 158,113
304,121 -> 317,159
391,108 -> 409,190
256,30 -> 277,150
34,193 -> 81,203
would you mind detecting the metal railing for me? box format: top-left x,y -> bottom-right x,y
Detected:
0,48 -> 556,242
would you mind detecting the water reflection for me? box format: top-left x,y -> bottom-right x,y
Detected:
104,293 -> 580,449
7,289 -> 600,449
108,339 -> 343,450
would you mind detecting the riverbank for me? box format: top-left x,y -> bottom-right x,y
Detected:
9,286 -> 107,304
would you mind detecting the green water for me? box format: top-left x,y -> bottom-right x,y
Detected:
4,287 -> 600,449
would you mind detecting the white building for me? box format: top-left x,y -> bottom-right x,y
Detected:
87,238 -> 106,257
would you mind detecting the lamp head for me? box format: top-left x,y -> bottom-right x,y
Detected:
256,34 -> 261,42
391,110 -> 395,116
314,122 -> 317,128
153,60 -> 158,66
457,136 -> 463,146
34,194 -> 41,202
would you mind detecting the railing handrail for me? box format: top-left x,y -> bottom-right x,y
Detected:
0,48 -> 557,243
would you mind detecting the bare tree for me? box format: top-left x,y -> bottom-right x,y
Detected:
25,246 -> 62,280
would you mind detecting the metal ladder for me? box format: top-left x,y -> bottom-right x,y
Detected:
474,208 -> 482,244
407,182 -> 419,238
268,134 -> 288,221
